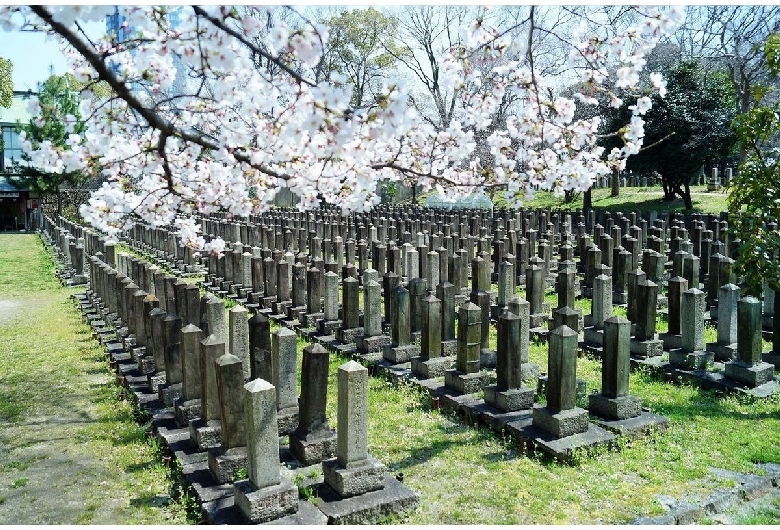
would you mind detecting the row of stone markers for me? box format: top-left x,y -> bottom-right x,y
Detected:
159,202 -> 780,399
40,224 -> 418,524
45,213 -> 662,469
44,199 -> 779,460
48,202 -> 780,401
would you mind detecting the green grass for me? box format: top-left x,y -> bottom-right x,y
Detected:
0,234 -> 195,524
473,185 -> 729,215
13,224 -> 779,525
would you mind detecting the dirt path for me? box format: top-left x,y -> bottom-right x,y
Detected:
0,235 -> 188,524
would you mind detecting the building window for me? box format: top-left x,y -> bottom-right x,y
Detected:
2,126 -> 23,173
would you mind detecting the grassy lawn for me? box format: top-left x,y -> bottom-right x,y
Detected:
431,185 -> 731,215
273,280 -> 780,524
0,234 -> 196,524
11,191 -> 778,526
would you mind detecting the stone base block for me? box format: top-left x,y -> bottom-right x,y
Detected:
317,319 -> 342,336
286,305 -> 306,321
159,382 -> 182,407
612,291 -> 627,305
300,312 -> 324,328
208,446 -> 248,484
532,404 -> 589,438
272,301 -> 292,315
521,361 -> 540,382
246,292 -> 263,305
233,477 -> 298,524
131,346 -> 146,363
261,295 -> 277,309
336,327 -> 364,345
724,360 -> 775,388
483,385 -> 534,412
137,356 -> 155,375
588,393 -> 641,420
530,313 -> 548,329
148,372 -> 166,393
277,407 -> 299,436
659,332 -> 682,351
174,397 -> 201,427
583,326 -> 604,346
669,349 -> 713,370
708,342 -> 737,362
315,474 -> 419,525
322,456 -> 385,498
189,418 -> 222,451
444,369 -> 489,395
289,431 -> 337,466
763,352 -> 780,370
441,340 -> 457,356
479,348 -> 497,369
410,356 -> 452,379
593,411 -> 670,439
630,338 -> 663,358
382,344 -> 418,364
356,334 -> 391,354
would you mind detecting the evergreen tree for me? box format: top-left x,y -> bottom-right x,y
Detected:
11,75 -> 87,217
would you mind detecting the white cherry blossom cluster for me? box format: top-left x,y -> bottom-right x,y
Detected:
0,5 -> 684,252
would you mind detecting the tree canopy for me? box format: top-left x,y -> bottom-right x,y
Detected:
0,6 -> 684,252
0,57 -> 11,109
11,74 -> 87,215
728,34 -> 780,292
604,60 -> 737,210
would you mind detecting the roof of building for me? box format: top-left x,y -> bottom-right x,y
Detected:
0,92 -> 35,126
0,176 -> 29,192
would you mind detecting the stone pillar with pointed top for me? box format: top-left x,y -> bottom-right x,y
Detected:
725,297 -> 775,387
411,294 -> 451,378
588,316 -> 642,420
507,296 -> 539,381
189,334 -> 226,451
233,378 -> 299,523
669,288 -> 711,369
272,327 -> 299,434
437,281 -> 458,355
484,311 -> 534,411
584,274 -> 612,347
630,280 -> 663,358
208,353 -> 249,484
229,305 -> 250,380
174,324 -> 203,426
317,271 -> 342,336
533,325 -> 589,438
527,264 -> 548,329
356,280 -> 390,357
383,285 -> 419,363
336,276 -> 363,344
444,302 -> 489,394
289,344 -> 336,465
659,276 -> 688,350
159,313 -> 184,406
322,361 -> 386,498
707,283 -> 740,362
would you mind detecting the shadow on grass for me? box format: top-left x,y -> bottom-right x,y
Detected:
130,494 -> 171,509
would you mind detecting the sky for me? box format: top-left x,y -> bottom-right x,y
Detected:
0,29 -> 71,91
0,19 -> 105,92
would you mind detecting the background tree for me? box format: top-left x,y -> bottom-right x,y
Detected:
315,7 -> 402,109
0,57 -> 12,109
601,60 -> 737,210
10,74 -> 87,216
728,34 -> 780,293
675,6 -> 780,116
